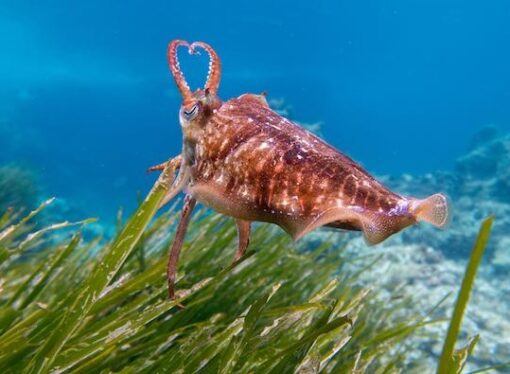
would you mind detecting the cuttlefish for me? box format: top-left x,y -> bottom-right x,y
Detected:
150,40 -> 449,298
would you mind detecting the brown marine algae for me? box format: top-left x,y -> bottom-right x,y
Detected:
151,40 -> 449,298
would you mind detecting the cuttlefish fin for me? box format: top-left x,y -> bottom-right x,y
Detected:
360,193 -> 450,244
280,207 -> 402,246
283,193 -> 450,245
280,207 -> 361,242
410,193 -> 450,228
359,216 -> 396,245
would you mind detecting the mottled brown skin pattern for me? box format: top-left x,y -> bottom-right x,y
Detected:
156,40 -> 448,298
187,94 -> 414,242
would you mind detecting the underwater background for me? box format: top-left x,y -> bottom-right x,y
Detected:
1,0 -> 510,371
2,0 -> 510,221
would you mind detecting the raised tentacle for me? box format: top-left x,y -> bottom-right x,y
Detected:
168,40 -> 193,104
167,194 -> 197,299
190,41 -> 221,95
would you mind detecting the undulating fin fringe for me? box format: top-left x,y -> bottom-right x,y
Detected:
413,193 -> 450,228
360,214 -> 396,245
361,219 -> 388,245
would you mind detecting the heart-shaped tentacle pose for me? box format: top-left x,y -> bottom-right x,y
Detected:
151,40 -> 250,298
150,40 -> 450,299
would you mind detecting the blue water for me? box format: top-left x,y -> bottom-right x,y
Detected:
2,1 -> 510,222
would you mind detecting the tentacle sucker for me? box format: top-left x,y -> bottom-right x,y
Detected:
167,40 -> 193,105
190,41 -> 221,95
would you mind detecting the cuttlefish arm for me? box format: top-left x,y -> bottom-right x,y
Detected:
148,155 -> 192,209
167,194 -> 196,299
149,156 -> 253,298
233,219 -> 251,262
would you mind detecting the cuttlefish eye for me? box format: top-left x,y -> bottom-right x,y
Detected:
182,104 -> 199,121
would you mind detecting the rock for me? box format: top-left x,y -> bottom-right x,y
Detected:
456,139 -> 507,179
492,236 -> 510,270
379,128 -> 510,263
466,124 -> 500,151
0,164 -> 39,214
341,239 -> 510,372
336,126 -> 510,372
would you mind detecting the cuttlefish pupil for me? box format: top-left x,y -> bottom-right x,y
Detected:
151,39 -> 450,299
183,105 -> 197,118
